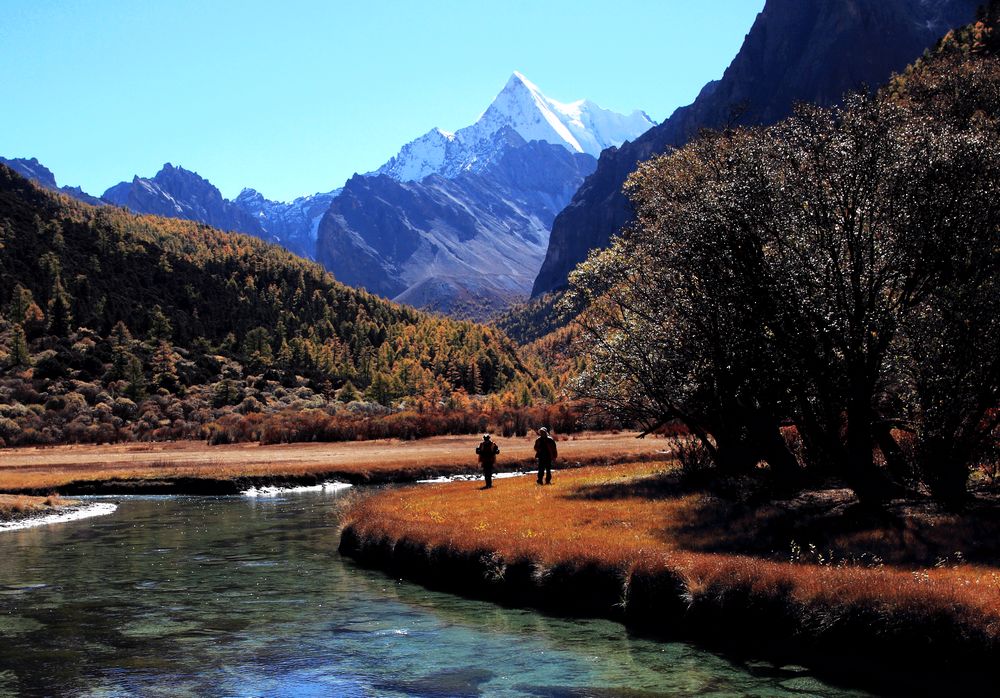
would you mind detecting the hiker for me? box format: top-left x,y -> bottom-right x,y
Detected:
534,427 -> 557,485
476,433 -> 500,488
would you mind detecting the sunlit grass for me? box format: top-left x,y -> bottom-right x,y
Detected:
345,460 -> 1000,640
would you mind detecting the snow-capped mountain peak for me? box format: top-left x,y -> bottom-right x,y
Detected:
375,72 -> 654,182
474,72 -> 589,154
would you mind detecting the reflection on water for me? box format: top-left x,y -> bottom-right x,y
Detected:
0,492 -> 871,697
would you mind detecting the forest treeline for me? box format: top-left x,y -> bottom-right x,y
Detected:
568,13 -> 1000,506
0,167 -> 575,447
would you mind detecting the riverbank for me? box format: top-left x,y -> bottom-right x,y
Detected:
339,460 -> 1000,696
0,493 -> 117,532
0,432 -> 663,495
0,493 -> 78,522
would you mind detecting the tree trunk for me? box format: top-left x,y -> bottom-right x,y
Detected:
746,408 -> 801,487
713,432 -> 757,475
795,397 -> 846,477
920,437 -> 971,508
845,389 -> 891,507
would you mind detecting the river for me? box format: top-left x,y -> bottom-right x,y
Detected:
0,489 -> 871,697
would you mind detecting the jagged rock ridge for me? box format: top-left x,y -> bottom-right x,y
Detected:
102,163 -> 268,240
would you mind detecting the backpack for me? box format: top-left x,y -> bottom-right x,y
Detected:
477,441 -> 499,462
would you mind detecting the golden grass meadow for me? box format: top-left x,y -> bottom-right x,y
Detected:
0,431 -> 662,492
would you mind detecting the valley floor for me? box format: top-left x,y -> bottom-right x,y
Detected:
0,432 -> 663,494
340,459 -> 1000,695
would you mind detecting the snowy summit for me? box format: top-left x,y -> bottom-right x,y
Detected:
376,72 -> 655,182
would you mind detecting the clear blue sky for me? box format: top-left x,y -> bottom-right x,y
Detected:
1,0 -> 765,202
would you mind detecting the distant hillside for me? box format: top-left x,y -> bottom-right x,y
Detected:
0,165 -> 533,446
494,292 -> 571,346
532,0 -> 980,297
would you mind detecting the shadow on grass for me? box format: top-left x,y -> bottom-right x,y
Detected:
564,470 -> 1000,567
563,469 -> 702,502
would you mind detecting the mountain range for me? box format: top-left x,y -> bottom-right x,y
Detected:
3,0 -> 979,325
101,163 -> 268,241
100,165 -> 341,261
232,187 -> 340,261
3,72 -> 651,318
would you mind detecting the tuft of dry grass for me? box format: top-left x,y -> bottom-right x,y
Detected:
343,460 -> 1000,665
0,493 -> 77,521
0,432 -> 666,492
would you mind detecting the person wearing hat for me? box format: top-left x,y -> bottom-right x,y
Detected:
534,427 -> 558,485
476,433 -> 500,488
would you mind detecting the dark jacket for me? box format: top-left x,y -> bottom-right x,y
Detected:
534,434 -> 557,463
476,441 -> 499,466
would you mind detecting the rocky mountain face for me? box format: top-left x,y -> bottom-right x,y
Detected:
531,0 -> 981,296
232,187 -> 341,260
317,73 -> 649,317
102,163 -> 269,240
318,132 -> 597,318
0,157 -> 103,206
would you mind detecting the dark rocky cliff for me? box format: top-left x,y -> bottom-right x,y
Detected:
532,0 -> 980,296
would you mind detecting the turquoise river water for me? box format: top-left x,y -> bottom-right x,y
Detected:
0,489 -> 873,697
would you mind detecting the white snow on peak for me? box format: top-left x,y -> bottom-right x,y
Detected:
376,72 -> 655,182
377,127 -> 456,182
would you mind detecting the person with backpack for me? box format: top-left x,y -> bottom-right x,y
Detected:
476,433 -> 500,488
534,427 -> 557,485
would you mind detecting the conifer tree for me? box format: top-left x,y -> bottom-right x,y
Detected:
336,380 -> 361,403
148,305 -> 173,342
151,340 -> 181,393
123,355 -> 146,401
6,284 -> 34,324
47,276 -> 73,337
276,338 -> 293,371
8,325 -> 31,367
242,327 -> 274,371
